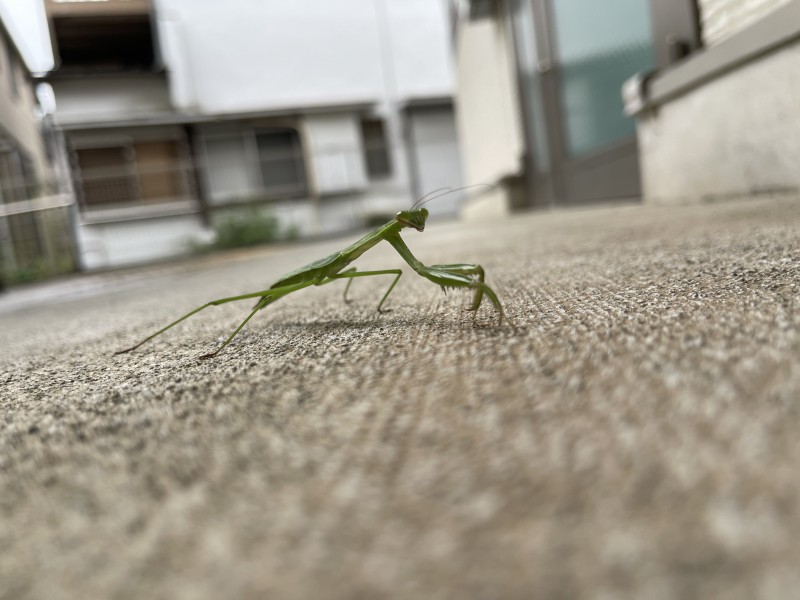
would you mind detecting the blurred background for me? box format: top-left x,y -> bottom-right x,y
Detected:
0,0 -> 797,286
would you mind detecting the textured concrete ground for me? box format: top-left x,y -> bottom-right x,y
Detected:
2,197 -> 800,599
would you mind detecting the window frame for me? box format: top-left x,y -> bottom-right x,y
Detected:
359,117 -> 392,180
200,126 -> 309,204
71,137 -> 192,211
252,127 -> 309,198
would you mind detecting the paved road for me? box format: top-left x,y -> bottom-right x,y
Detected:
2,197 -> 799,599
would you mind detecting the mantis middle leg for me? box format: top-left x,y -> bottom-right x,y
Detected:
321,268 -> 403,313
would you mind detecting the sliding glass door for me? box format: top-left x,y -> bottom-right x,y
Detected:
512,0 -> 655,205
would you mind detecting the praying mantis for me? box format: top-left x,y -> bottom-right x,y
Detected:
115,188 -> 512,359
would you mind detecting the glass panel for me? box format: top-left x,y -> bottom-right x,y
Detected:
255,129 -> 307,196
75,146 -> 138,207
360,118 -> 392,179
552,0 -> 654,158
202,135 -> 258,202
134,141 -> 185,202
511,0 -> 550,173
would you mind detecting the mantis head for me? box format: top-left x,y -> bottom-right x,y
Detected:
398,185 -> 491,232
396,207 -> 429,232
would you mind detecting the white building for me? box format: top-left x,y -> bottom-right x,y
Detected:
44,0 -> 463,270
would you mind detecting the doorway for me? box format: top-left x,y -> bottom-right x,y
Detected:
511,0 -> 655,206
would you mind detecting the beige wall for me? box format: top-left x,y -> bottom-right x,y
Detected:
699,0 -> 794,45
638,38 -> 800,203
50,76 -> 173,126
453,10 -> 524,219
45,0 -> 151,18
0,28 -> 51,185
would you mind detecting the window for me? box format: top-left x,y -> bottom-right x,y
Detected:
75,146 -> 137,207
5,41 -> 18,99
255,128 -> 307,196
74,140 -> 188,209
360,118 -> 391,179
202,135 -> 256,202
52,14 -> 156,73
134,141 -> 184,201
201,127 -> 308,204
469,0 -> 496,20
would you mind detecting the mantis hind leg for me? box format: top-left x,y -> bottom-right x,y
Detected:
322,268 -> 403,313
115,281 -> 311,358
198,297 -> 267,360
199,281 -> 315,359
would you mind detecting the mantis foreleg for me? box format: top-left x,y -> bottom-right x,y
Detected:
385,234 -> 512,329
429,263 -> 486,311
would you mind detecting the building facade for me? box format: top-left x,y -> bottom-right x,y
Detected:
0,7 -> 74,287
452,0 -> 656,217
45,0 -> 463,270
628,0 -> 800,204
453,0 -> 800,213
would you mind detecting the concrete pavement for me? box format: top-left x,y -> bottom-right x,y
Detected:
2,196 -> 800,599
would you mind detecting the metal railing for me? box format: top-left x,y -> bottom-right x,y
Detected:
70,143 -> 385,210
0,182 -> 77,285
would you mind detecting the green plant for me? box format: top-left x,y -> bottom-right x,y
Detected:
214,209 -> 279,249
8,258 -> 51,284
210,207 -> 302,250
0,255 -> 76,287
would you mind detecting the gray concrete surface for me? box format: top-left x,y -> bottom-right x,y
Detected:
2,197 -> 800,599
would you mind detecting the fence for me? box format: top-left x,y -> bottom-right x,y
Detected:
67,136 -> 463,214
0,194 -> 77,287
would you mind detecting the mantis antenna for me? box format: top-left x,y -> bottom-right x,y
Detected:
410,187 -> 452,209
410,183 -> 495,209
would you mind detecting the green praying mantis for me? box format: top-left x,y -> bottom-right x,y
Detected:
116,187 -> 512,359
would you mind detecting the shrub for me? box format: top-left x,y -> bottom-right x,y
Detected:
214,209 -> 279,249
209,207 -> 297,250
